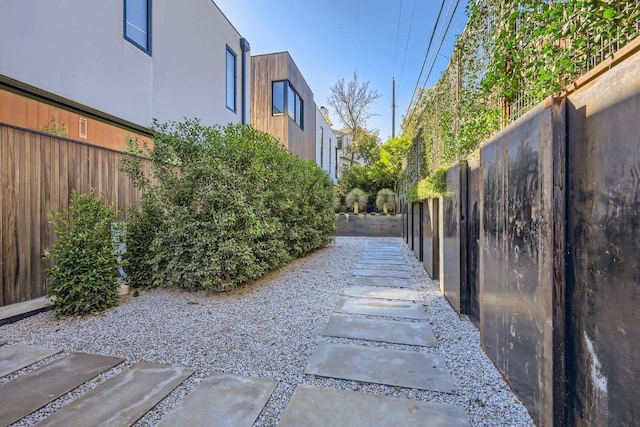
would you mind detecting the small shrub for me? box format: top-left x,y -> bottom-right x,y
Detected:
45,190 -> 120,317
376,188 -> 396,214
345,188 -> 368,214
40,116 -> 69,137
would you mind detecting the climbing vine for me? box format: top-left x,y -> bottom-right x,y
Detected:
400,0 -> 640,193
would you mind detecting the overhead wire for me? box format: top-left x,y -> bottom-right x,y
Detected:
405,0 -> 462,126
397,0 -> 418,91
406,0 -> 447,113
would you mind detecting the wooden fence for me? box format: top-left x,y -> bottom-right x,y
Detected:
0,123 -> 150,307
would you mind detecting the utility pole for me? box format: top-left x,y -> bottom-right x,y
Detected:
392,77 -> 396,139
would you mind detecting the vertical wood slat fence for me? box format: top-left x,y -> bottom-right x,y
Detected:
0,123 -> 150,307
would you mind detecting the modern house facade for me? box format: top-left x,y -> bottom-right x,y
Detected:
250,52 -> 316,161
334,129 -> 365,179
315,106 -> 338,183
0,0 -> 250,150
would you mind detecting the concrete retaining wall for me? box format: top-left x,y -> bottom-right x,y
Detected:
335,215 -> 403,237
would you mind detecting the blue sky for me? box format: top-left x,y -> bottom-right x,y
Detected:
215,0 -> 469,142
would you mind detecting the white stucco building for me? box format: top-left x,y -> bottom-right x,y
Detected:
0,0 -> 250,149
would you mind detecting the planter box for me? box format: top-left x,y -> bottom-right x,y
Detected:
335,214 -> 403,237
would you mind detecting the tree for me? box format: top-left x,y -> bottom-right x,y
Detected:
328,72 -> 381,166
374,135 -> 412,191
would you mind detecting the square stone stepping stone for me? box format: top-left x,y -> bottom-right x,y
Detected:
347,276 -> 414,288
278,385 -> 470,426
0,352 -> 123,426
304,343 -> 456,393
352,268 -> 411,279
354,263 -> 409,271
158,373 -> 277,427
335,299 -> 428,320
342,286 -> 419,301
39,361 -> 193,427
357,258 -> 406,265
0,344 -> 61,377
323,316 -> 436,347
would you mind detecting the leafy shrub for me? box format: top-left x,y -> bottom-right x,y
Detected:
45,190 -> 120,317
376,188 -> 396,214
122,119 -> 335,292
345,188 -> 368,213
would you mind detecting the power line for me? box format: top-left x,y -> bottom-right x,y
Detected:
406,0 -> 447,113
393,0 -> 404,76
397,0 -> 418,91
419,0 -> 461,90
407,0 -> 460,127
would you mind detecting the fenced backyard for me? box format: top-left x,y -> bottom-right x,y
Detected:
0,124 -> 149,306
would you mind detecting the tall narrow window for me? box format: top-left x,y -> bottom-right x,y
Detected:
273,81 -> 285,115
226,47 -> 236,112
287,84 -> 295,121
320,127 -> 324,167
124,0 -> 151,53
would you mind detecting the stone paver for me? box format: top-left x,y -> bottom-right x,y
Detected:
304,342 -> 456,393
356,258 -> 406,265
354,263 -> 409,271
342,286 -> 419,301
158,373 -> 277,427
0,353 -> 123,426
352,268 -> 411,279
360,254 -> 404,260
322,316 -> 436,347
335,299 -> 428,320
278,385 -> 470,427
39,361 -> 193,427
0,341 -> 6,346
347,276 -> 414,288
0,344 -> 61,377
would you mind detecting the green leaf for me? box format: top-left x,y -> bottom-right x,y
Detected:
603,9 -> 614,20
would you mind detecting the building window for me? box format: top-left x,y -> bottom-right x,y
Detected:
337,136 -> 343,150
272,80 -> 303,128
226,47 -> 236,112
124,0 -> 151,54
320,127 -> 324,167
273,81 -> 285,115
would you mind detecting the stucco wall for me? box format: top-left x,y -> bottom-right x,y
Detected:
0,0 -> 244,128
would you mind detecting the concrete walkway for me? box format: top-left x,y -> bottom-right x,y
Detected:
0,242 -> 471,426
285,243 -> 471,426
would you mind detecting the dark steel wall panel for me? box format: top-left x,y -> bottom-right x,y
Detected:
412,203 -> 423,261
408,203 -> 414,250
479,98 -> 565,427
441,163 -> 467,314
466,157 -> 481,326
422,198 -> 439,279
566,49 -> 640,427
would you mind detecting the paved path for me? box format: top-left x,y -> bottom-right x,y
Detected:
290,242 -> 471,426
0,242 -> 470,426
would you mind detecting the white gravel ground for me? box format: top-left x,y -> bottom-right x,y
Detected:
0,236 -> 534,426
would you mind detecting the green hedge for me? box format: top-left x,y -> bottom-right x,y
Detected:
45,190 -> 120,317
122,120 -> 335,292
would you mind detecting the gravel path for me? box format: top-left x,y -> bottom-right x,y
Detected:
0,237 -> 534,426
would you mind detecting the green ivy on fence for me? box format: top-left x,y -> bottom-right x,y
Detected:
401,0 -> 639,193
